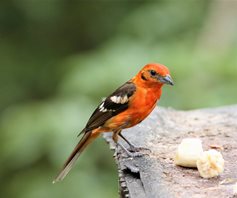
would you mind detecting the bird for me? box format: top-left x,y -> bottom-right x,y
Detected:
53,63 -> 173,183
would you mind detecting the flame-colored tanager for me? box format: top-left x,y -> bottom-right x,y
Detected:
54,63 -> 173,182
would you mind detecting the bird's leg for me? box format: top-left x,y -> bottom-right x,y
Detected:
118,131 -> 151,154
118,132 -> 137,151
112,130 -> 143,157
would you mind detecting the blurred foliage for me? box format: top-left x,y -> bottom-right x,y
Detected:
0,0 -> 237,198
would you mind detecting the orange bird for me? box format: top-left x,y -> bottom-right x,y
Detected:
53,63 -> 173,183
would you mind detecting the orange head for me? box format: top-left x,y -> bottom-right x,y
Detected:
134,63 -> 174,87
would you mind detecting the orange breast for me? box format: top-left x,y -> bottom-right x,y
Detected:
103,86 -> 162,130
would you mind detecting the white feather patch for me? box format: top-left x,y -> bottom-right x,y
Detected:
110,95 -> 129,104
99,102 -> 108,112
99,102 -> 104,108
120,95 -> 128,104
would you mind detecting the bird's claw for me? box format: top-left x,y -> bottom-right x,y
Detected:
117,142 -> 151,158
127,150 -> 144,157
128,146 -> 151,153
126,147 -> 151,157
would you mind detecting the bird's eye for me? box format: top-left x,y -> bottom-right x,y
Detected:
150,70 -> 156,76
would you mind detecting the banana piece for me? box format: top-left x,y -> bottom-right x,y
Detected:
196,149 -> 224,178
174,138 -> 203,168
233,182 -> 237,195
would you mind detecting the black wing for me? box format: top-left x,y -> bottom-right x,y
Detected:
79,81 -> 136,135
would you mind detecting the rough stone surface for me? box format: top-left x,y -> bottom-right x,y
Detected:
103,105 -> 237,198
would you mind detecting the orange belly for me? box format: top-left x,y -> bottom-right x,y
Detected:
98,86 -> 161,132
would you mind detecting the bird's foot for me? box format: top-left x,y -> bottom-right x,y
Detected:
127,146 -> 151,157
117,142 -> 150,157
126,150 -> 144,157
128,145 -> 151,154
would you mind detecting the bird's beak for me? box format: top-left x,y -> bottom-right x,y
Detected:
159,75 -> 174,86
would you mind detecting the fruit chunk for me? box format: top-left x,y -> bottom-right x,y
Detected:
174,138 -> 203,168
196,149 -> 224,178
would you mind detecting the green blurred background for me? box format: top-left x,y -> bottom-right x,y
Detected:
1,0 -> 237,197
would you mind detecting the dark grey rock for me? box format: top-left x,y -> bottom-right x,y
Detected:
103,105 -> 237,198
